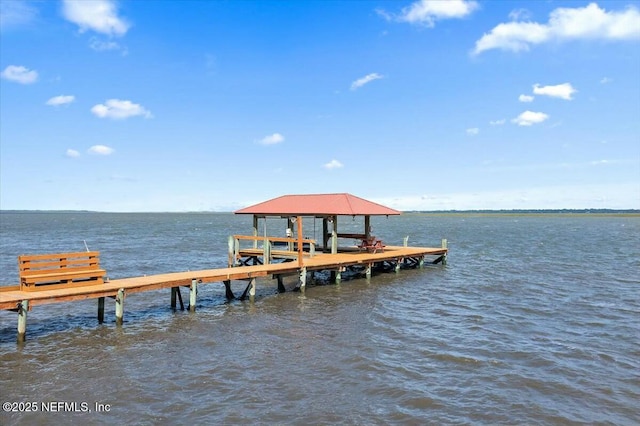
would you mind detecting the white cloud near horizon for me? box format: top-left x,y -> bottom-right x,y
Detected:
46,95 -> 75,106
379,0 -> 479,27
324,159 -> 344,170
91,99 -> 152,119
512,110 -> 549,126
533,83 -> 577,100
66,149 -> 80,158
374,182 -> 640,211
259,133 -> 284,145
350,73 -> 383,90
490,119 -> 506,126
88,145 -> 114,155
62,0 -> 130,37
473,2 -> 640,55
466,127 -> 479,135
1,65 -> 38,84
519,94 -> 534,102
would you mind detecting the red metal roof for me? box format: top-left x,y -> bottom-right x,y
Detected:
235,193 -> 401,216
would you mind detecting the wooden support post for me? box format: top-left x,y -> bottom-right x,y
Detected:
98,297 -> 105,323
419,256 -> 425,269
299,267 -> 307,291
297,215 -> 303,268
115,288 -> 125,326
253,215 -> 259,249
171,287 -> 177,309
331,216 -> 338,254
287,217 -> 294,251
248,278 -> 256,297
403,236 -> 409,247
441,239 -> 448,265
227,235 -> 234,267
395,259 -> 402,273
277,276 -> 286,293
365,215 -> 371,238
263,239 -> 271,265
17,300 -> 28,344
189,279 -> 197,312
335,268 -> 342,284
323,217 -> 329,252
224,280 -> 235,299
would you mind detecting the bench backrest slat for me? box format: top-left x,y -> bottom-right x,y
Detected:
19,251 -> 101,275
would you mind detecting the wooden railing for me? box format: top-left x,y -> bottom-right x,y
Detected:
228,235 -> 316,266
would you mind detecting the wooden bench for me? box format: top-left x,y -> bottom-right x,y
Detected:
19,251 -> 106,292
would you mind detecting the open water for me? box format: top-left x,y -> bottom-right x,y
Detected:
0,212 -> 638,425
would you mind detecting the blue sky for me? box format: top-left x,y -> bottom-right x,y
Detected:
1,0 -> 639,212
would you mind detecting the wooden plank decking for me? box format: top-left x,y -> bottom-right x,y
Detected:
1,246 -> 445,311
1,245 -> 447,343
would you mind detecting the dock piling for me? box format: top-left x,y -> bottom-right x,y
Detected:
249,278 -> 256,297
441,239 -> 448,265
98,297 -> 105,323
189,279 -> 197,312
224,280 -> 235,299
115,288 -> 124,326
17,300 -> 28,343
299,267 -> 307,291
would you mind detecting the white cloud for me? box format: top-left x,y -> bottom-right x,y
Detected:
350,73 -> 383,90
62,0 -> 130,36
519,94 -> 534,102
66,149 -> 80,158
533,83 -> 577,100
88,145 -> 114,155
1,65 -> 38,84
323,159 -> 344,170
508,8 -> 532,22
466,127 -> 479,135
46,95 -> 75,106
89,37 -> 121,51
600,77 -> 613,84
512,110 -> 549,126
490,119 -> 506,126
473,3 -> 640,55
374,182 -> 640,210
91,99 -> 152,119
259,133 -> 284,145
0,0 -> 38,29
381,0 -> 479,27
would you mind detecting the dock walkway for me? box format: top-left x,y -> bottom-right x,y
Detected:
1,245 -> 447,342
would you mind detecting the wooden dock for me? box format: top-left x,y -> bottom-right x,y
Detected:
0,244 -> 447,343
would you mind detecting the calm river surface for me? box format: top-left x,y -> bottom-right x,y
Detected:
1,212 -> 638,425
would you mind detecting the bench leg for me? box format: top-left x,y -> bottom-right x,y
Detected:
17,300 -> 28,344
98,297 -> 105,323
115,288 -> 125,326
